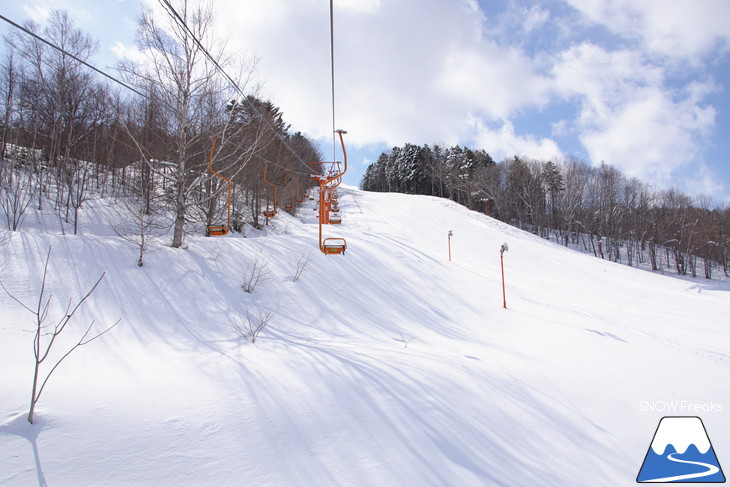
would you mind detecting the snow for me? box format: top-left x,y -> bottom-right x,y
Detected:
1,184 -> 729,486
650,417 -> 712,455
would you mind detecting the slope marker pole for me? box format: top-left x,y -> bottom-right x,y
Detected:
500,243 -> 509,309
448,230 -> 453,262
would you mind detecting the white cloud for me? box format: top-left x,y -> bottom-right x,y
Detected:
580,88 -> 716,186
22,0 -> 93,25
552,43 -> 663,123
133,0 -> 726,198
471,118 -> 561,162
676,161 -> 727,200
336,0 -> 381,15
110,41 -> 146,63
565,0 -> 730,62
551,42 -> 718,188
485,2 -> 551,40
211,0 -> 553,160
21,5 -> 52,23
522,5 -> 550,33
437,41 -> 552,120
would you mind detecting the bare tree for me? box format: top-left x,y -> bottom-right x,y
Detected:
293,252 -> 312,282
0,51 -> 16,164
232,304 -> 274,343
118,0 -> 240,247
1,248 -> 119,424
112,162 -> 169,267
66,160 -> 90,234
242,250 -> 269,293
0,160 -> 37,230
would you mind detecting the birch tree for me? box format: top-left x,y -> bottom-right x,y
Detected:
119,0 -> 228,247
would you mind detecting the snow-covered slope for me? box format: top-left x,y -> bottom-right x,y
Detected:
1,185 -> 729,486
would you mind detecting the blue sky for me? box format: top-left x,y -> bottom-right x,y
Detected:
2,0 -> 729,202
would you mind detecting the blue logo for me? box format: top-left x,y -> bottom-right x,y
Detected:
637,416 -> 725,483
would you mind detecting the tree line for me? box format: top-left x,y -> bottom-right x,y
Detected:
0,2 -> 322,247
361,144 -> 730,279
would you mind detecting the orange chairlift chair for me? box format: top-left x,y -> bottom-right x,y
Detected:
327,164 -> 343,224
331,188 -> 340,213
318,129 -> 348,254
206,136 -> 231,236
328,187 -> 341,224
262,162 -> 277,219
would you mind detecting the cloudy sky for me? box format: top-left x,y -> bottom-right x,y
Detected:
2,0 -> 729,201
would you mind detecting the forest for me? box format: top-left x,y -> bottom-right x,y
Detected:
2,5 -> 729,279
0,6 -> 321,250
361,143 -> 730,279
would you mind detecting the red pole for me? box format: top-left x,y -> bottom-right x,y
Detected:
500,252 -> 507,309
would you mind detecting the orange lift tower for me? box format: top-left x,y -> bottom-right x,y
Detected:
318,129 -> 348,254
206,136 -> 231,236
262,162 -> 277,219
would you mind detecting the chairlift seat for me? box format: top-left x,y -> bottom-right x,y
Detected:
208,225 -> 229,236
322,237 -> 346,254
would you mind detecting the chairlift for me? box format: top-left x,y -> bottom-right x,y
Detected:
206,136 -> 231,236
262,162 -> 277,219
318,129 -> 348,255
322,237 -> 346,254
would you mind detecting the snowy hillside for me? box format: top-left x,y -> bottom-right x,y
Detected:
1,185 -> 729,486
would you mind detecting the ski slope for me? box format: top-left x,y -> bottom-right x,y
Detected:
1,185 -> 729,486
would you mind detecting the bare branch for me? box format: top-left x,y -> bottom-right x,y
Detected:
293,252 -> 312,282
2,247 -> 119,424
232,305 -> 274,343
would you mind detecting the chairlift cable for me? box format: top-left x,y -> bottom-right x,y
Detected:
0,13 -> 149,101
156,0 -> 317,176
2,10 -> 313,179
3,7 -> 312,230
330,0 -> 337,165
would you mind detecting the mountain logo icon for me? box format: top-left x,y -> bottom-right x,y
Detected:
637,416 -> 725,483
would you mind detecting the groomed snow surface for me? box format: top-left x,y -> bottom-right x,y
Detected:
1,185 -> 729,486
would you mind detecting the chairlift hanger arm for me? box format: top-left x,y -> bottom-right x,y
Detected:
263,161 -> 277,217
206,136 -> 231,235
322,129 -> 348,186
